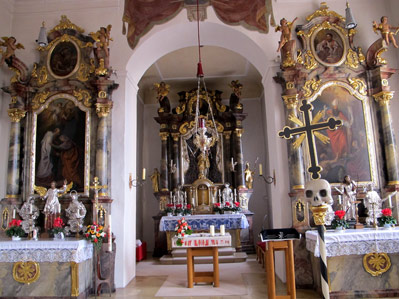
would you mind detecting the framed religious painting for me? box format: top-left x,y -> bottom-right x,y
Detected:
30,93 -> 90,196
47,39 -> 80,79
311,26 -> 346,67
307,82 -> 377,185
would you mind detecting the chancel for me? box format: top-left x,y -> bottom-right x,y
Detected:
1,0 -> 399,298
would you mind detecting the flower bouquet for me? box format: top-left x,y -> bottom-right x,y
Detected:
84,223 -> 106,251
52,217 -> 65,239
232,201 -> 241,213
165,203 -> 174,215
223,201 -> 233,213
183,204 -> 192,215
174,217 -> 192,246
331,210 -> 349,230
379,208 -> 397,228
174,204 -> 183,215
213,203 -> 222,214
6,219 -> 24,240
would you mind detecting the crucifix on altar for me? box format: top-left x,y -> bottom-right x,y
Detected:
90,177 -> 107,223
279,99 -> 342,180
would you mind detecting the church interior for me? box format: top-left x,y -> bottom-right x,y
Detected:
1,0 -> 399,298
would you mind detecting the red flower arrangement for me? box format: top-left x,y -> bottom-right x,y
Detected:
84,223 -> 106,251
175,204 -> 183,214
52,217 -> 65,234
6,219 -> 24,238
213,202 -> 222,213
184,204 -> 192,215
379,208 -> 396,227
165,203 -> 174,214
174,217 -> 192,246
331,210 -> 349,229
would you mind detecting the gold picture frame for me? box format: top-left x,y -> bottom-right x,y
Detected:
47,36 -> 81,79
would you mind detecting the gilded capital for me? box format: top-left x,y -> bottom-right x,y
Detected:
171,133 -> 179,142
8,108 -> 26,122
223,131 -> 232,140
235,128 -> 244,137
373,91 -> 394,106
95,102 -> 112,117
282,94 -> 299,109
310,205 -> 329,226
159,132 -> 170,141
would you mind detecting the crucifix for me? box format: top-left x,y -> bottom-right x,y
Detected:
90,177 -> 107,223
279,99 -> 342,179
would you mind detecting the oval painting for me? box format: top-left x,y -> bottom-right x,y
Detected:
49,41 -> 78,78
313,29 -> 344,65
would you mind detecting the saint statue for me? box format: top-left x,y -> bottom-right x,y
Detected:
154,82 -> 171,113
90,25 -> 112,66
65,191 -> 87,234
150,168 -> 160,193
222,183 -> 233,205
197,152 -> 210,179
373,16 -> 399,48
343,175 -> 357,220
244,162 -> 254,189
42,180 -> 67,230
18,197 -> 40,233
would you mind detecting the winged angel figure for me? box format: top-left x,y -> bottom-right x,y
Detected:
0,36 -> 24,67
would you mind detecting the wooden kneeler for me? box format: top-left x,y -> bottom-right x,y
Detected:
265,240 -> 296,299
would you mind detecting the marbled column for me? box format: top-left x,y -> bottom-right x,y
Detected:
160,132 -> 169,191
283,94 -> 305,189
95,103 -> 112,195
6,108 -> 26,197
234,128 -> 246,189
171,133 -> 180,189
223,131 -> 232,185
373,91 -> 399,184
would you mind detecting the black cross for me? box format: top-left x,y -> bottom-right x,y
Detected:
279,99 -> 342,179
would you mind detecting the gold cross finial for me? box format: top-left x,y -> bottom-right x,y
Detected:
90,176 -> 107,192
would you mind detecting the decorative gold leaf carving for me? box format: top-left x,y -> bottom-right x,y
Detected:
302,78 -> 322,98
13,261 -> 40,284
348,77 -> 367,96
363,253 -> 391,277
48,15 -> 84,34
306,2 -> 345,22
297,50 -> 318,70
73,89 -> 92,107
38,34 -> 92,52
32,91 -> 50,110
345,49 -> 360,69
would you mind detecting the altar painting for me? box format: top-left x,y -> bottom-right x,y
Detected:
34,97 -> 87,192
311,86 -> 372,183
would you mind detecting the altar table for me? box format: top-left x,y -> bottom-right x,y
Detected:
172,233 -> 232,288
0,238 -> 93,298
306,228 -> 399,298
160,214 -> 248,251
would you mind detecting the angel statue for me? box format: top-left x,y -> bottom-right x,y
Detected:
34,180 -> 72,231
65,191 -> 87,234
276,17 -> 298,52
154,82 -> 171,113
90,25 -> 112,67
373,16 -> 399,48
0,36 -> 24,67
244,162 -> 254,189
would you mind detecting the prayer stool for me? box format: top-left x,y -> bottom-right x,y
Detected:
265,240 -> 296,299
256,241 -> 266,267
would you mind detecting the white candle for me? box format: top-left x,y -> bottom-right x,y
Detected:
58,203 -> 61,214
12,208 -> 16,219
29,204 -> 33,214
338,195 -> 342,205
231,157 -> 234,165
259,164 -> 263,176
33,229 -> 37,239
210,225 -> 215,236
142,168 -> 146,181
389,195 -> 392,207
220,225 -> 225,236
108,215 -> 112,252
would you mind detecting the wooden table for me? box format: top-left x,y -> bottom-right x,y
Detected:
172,233 -> 231,288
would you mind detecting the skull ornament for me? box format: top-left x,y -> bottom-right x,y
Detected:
305,179 -> 332,207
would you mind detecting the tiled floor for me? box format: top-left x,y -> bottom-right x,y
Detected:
93,254 -> 322,298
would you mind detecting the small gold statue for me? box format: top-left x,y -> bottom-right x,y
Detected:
244,162 -> 254,189
0,36 -> 24,67
373,16 -> 399,48
90,25 -> 112,67
154,82 -> 171,113
150,168 -> 160,193
275,17 -> 298,52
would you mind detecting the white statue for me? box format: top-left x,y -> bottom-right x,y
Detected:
18,197 -> 39,233
304,179 -> 334,225
42,180 -> 67,230
65,191 -> 86,234
222,183 -> 233,205
364,185 -> 382,225
343,175 -> 357,220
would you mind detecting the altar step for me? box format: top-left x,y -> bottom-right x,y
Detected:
159,247 -> 248,264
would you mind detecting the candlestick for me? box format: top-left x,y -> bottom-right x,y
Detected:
338,195 -> 342,205
210,225 -> 215,236
389,195 -> 393,208
142,168 -> 146,181
220,224 -> 225,236
12,208 -> 16,219
108,214 -> 112,252
259,163 -> 263,176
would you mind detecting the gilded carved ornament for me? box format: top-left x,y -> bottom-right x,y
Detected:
310,205 -> 328,225
179,120 -> 224,135
345,49 -> 360,69
215,101 -> 226,112
286,82 -> 295,90
48,15 -> 84,34
297,21 -> 348,40
171,133 -> 180,142
363,252 -> 391,277
38,34 -> 92,52
348,78 -> 367,96
13,261 -> 40,284
73,89 -> 92,107
235,128 -> 244,137
159,132 -> 170,141
32,91 -> 50,110
282,94 -> 299,109
373,91 -> 393,106
223,131 -> 232,140
77,59 -> 95,82
376,48 -> 388,65
381,79 -> 389,87
302,78 -> 322,98
95,58 -> 108,76
8,108 -> 26,122
95,102 -> 112,117
70,262 -> 79,297
175,103 -> 186,114
31,64 -> 48,86
306,2 -> 345,22
282,50 -> 296,68
98,91 -> 107,99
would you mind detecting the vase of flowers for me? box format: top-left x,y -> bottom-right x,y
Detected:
213,203 -> 222,214
165,203 -> 174,216
184,204 -> 192,216
84,223 -> 106,252
223,202 -> 233,214
331,210 -> 349,232
6,219 -> 24,240
174,217 -> 192,246
175,204 -> 183,216
52,217 -> 65,239
379,208 -> 396,228
232,202 -> 241,214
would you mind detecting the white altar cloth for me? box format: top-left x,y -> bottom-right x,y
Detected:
306,228 -> 399,257
0,238 -> 93,263
172,233 -> 231,248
